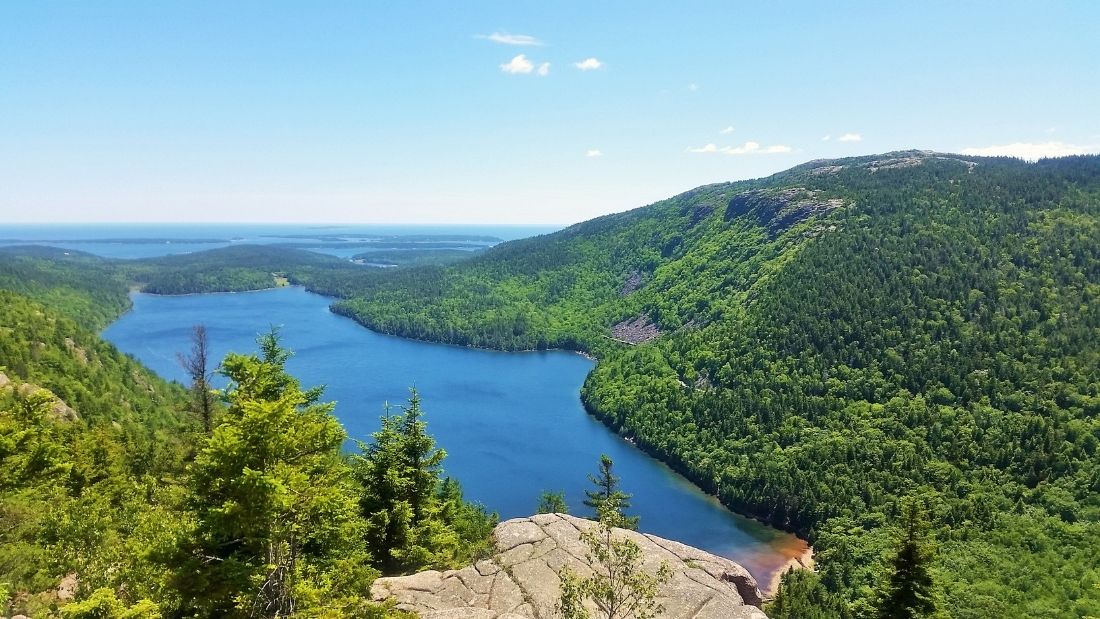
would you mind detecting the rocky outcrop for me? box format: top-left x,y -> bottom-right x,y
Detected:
619,270 -> 644,297
0,371 -> 80,421
724,187 -> 844,237
63,337 -> 89,365
610,316 -> 660,344
797,150 -> 980,178
371,513 -> 767,619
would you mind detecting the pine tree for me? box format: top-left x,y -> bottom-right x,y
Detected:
583,455 -> 639,529
767,569 -> 850,619
352,389 -> 495,573
876,500 -> 937,619
177,329 -> 370,618
537,490 -> 569,514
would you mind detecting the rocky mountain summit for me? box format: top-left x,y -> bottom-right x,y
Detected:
371,513 -> 768,619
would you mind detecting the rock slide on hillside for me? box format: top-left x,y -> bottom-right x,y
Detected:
610,315 -> 660,344
371,513 -> 768,619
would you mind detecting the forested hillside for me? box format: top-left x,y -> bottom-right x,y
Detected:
2,150 -> 1097,617
268,151 -> 1099,617
0,289 -> 191,614
0,247 -> 132,330
0,263 -> 494,617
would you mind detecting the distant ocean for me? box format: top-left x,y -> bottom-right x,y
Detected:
0,223 -> 563,260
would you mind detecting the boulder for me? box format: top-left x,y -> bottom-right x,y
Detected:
372,513 -> 768,619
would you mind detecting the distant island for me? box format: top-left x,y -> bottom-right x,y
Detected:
0,237 -> 231,244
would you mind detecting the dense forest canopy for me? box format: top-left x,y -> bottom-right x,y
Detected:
1,150 -> 1098,617
0,281 -> 493,616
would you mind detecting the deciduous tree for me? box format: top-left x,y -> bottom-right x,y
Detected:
559,499 -> 670,619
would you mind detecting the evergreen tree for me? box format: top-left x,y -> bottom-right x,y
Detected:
177,329 -> 370,618
537,490 -> 569,514
352,390 -> 495,573
876,500 -> 937,619
767,569 -> 849,619
583,455 -> 639,529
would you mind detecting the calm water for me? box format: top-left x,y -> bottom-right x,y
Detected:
102,286 -> 807,585
0,223 -> 560,260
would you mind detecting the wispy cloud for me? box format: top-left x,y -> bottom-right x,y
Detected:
688,83 -> 700,92
838,133 -> 862,142
821,135 -> 832,141
585,149 -> 603,158
500,54 -> 549,76
687,141 -> 792,155
574,58 -> 604,71
719,126 -> 735,135
960,141 -> 1098,161
477,32 -> 543,46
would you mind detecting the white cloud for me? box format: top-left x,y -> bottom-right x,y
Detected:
720,126 -> 735,134
838,133 -> 862,142
687,141 -> 792,155
960,141 -> 1098,161
821,135 -> 832,141
574,58 -> 604,71
477,32 -> 543,46
688,83 -> 700,92
585,149 -> 603,158
501,54 -> 533,74
500,55 -> 549,76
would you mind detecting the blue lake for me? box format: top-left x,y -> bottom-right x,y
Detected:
102,286 -> 807,587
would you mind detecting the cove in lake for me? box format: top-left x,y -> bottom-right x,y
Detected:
102,286 -> 808,588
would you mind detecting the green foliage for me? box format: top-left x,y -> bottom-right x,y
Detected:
0,276 -> 492,617
0,389 -> 68,490
352,390 -> 497,574
875,500 -> 938,619
583,455 -> 639,530
245,152 -> 1100,618
60,587 -> 162,619
4,151 -> 1099,617
537,490 -> 569,514
178,329 -> 371,618
0,247 -> 131,330
0,291 -> 192,615
351,248 -> 486,267
122,245 -> 346,295
559,499 -> 672,619
768,569 -> 851,619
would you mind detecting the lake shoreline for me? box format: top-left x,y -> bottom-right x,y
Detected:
118,286 -> 810,591
763,546 -> 816,598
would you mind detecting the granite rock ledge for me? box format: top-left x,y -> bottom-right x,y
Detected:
370,513 -> 768,619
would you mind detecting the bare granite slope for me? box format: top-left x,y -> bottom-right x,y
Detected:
371,513 -> 768,619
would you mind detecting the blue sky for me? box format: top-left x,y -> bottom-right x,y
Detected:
2,1 -> 1098,224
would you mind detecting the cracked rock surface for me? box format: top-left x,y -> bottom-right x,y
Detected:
370,513 -> 768,619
